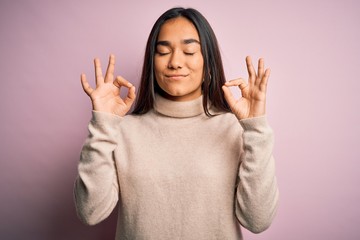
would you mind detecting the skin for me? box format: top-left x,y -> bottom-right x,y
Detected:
80,21 -> 270,120
154,17 -> 204,102
80,55 -> 136,117
222,56 -> 270,119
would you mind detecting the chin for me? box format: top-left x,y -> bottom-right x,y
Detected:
163,91 -> 186,99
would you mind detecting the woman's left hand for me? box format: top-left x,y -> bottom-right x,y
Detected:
222,56 -> 270,120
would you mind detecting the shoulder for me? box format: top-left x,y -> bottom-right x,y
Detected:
209,106 -> 239,124
209,111 -> 243,132
120,110 -> 158,129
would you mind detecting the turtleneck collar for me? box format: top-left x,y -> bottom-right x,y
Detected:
154,94 -> 204,118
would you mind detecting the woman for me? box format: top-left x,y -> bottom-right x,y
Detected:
74,7 -> 279,240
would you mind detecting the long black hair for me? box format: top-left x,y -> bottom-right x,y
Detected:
132,7 -> 230,116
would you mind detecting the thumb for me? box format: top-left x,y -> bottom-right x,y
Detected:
124,86 -> 136,106
222,85 -> 236,108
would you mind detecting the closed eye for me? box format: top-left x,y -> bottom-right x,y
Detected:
156,51 -> 170,56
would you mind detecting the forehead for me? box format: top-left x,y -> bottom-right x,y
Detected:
157,17 -> 200,41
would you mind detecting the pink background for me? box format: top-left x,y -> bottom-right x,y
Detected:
1,0 -> 359,239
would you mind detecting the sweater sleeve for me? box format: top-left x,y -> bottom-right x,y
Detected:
235,116 -> 279,233
74,111 -> 122,226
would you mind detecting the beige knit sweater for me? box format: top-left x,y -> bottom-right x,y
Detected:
74,94 -> 279,240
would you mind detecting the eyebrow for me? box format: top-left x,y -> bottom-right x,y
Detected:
156,38 -> 200,46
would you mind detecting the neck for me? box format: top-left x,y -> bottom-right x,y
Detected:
154,94 -> 204,118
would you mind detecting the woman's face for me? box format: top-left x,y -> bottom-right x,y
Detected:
154,17 -> 204,101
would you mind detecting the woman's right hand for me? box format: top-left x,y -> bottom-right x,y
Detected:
80,54 -> 136,117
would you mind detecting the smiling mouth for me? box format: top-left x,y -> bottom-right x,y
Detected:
165,74 -> 189,80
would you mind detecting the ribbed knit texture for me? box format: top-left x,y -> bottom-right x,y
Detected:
74,94 -> 279,240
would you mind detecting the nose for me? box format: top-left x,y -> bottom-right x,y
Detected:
167,50 -> 183,69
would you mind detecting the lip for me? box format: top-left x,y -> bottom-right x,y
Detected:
165,74 -> 189,80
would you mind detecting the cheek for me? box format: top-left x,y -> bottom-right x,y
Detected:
190,57 -> 204,76
154,56 -> 168,74
154,58 -> 162,75
154,58 -> 166,90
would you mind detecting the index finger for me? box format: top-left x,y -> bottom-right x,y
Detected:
114,76 -> 133,89
224,78 -> 247,90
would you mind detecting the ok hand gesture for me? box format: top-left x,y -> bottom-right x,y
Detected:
222,56 -> 270,120
81,54 -> 136,117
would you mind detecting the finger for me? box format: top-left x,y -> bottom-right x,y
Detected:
258,58 -> 264,78
124,86 -> 136,106
105,54 -> 115,83
225,78 -> 247,90
94,58 -> 104,87
80,74 -> 93,96
246,56 -> 256,84
113,76 -> 133,89
222,85 -> 236,108
259,68 -> 271,92
255,58 -> 265,86
225,78 -> 248,98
